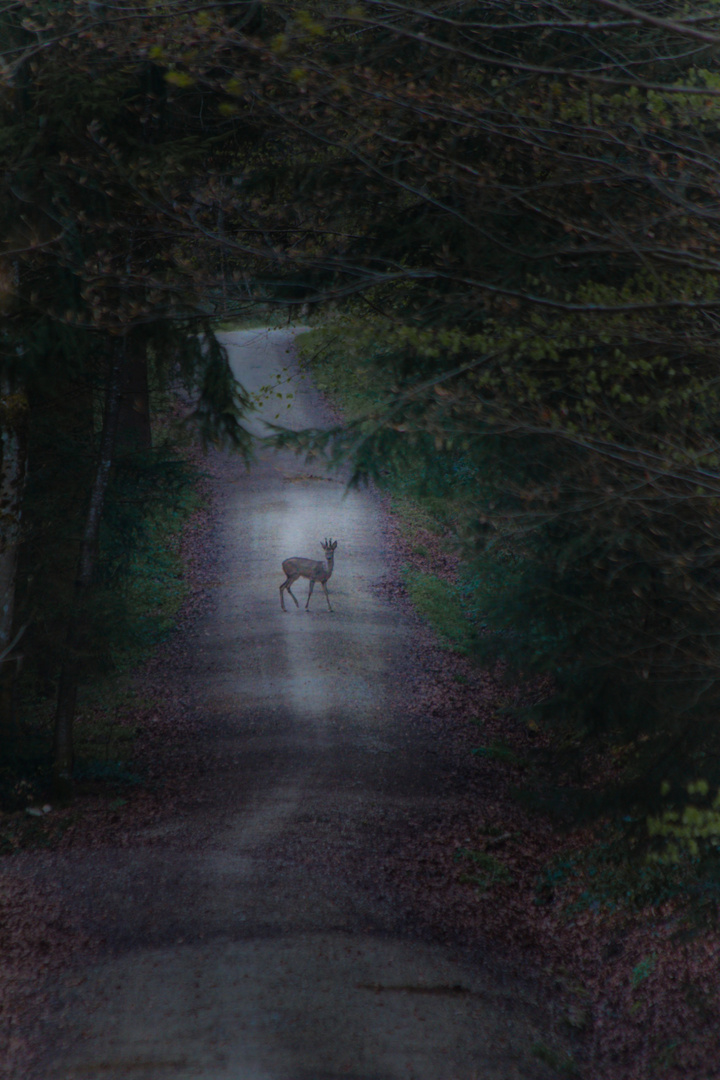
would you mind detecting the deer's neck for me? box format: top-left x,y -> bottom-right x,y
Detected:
324,557 -> 334,580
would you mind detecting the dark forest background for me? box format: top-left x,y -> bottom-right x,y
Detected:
4,0 -> 720,964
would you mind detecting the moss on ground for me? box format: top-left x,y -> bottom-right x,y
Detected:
402,569 -> 479,655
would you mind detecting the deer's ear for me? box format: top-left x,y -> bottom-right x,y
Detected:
332,541 -> 338,550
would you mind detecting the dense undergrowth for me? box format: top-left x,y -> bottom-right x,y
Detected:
0,400 -> 203,821
297,322 -> 720,1078
297,323 -> 720,911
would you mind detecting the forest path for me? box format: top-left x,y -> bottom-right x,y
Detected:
35,329 -> 553,1080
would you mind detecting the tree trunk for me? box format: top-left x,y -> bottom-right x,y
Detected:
117,331 -> 152,453
0,380 -> 29,752
0,381 -> 29,653
53,339 -> 124,789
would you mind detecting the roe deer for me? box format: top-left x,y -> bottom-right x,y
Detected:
280,538 -> 337,612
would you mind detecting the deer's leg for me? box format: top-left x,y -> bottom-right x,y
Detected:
321,582 -> 333,612
305,579 -> 315,610
287,574 -> 300,607
280,575 -> 300,610
286,584 -> 299,607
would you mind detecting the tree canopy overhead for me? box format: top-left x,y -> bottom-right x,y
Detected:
4,0 -> 720,868
237,1 -> 720,855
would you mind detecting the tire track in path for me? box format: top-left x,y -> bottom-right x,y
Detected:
32,329 -> 557,1080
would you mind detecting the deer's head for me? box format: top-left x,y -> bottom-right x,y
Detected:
322,538 -> 337,563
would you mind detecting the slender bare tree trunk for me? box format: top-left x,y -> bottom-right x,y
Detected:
117,331 -> 152,453
53,339 -> 124,789
0,380 -> 29,748
0,380 -> 29,653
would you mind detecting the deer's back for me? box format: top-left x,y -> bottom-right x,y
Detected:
282,557 -> 324,578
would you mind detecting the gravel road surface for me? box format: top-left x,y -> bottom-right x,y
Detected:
33,329 -> 555,1080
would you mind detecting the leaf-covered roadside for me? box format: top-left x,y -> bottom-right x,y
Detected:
296,314 -> 720,879
0,418 -> 224,1079
0,384 -> 203,812
240,5 -> 720,911
354,492 -> 720,1080
300,325 -> 720,1079
0,1 -> 258,783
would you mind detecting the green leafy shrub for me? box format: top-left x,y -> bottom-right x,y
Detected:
96,448 -> 201,671
2,445 -> 202,807
402,569 -> 479,655
453,847 -> 514,891
471,741 -> 519,764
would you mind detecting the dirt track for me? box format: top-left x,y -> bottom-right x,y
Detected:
26,329 -> 558,1080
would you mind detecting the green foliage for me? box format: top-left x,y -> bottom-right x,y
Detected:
296,325 -> 387,418
0,1 -> 261,783
531,1043 -> 578,1076
10,0 -> 720,933
1,442 -> 202,808
534,826 -> 718,918
471,741 -> 519,764
0,810 -> 74,855
402,569 -> 478,655
94,448 -> 201,671
301,299 -> 720,914
647,781 -> 720,893
184,329 -> 254,456
73,759 -> 143,787
276,8 -> 720,867
631,953 -> 657,989
453,847 -> 514,891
